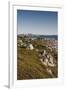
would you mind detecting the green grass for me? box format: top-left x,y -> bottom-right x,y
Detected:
17,48 -> 53,80
17,38 -> 58,80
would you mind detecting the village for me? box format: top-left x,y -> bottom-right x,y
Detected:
17,34 -> 58,79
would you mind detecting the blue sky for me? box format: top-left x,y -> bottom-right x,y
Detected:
17,10 -> 58,35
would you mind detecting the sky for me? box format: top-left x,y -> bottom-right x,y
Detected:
17,10 -> 58,35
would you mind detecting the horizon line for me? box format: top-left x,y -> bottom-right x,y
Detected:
17,33 -> 58,36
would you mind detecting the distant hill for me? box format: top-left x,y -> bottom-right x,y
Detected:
17,34 -> 58,40
38,35 -> 58,40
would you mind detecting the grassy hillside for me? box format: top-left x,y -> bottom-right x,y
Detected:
17,47 -> 53,80
17,36 -> 58,80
